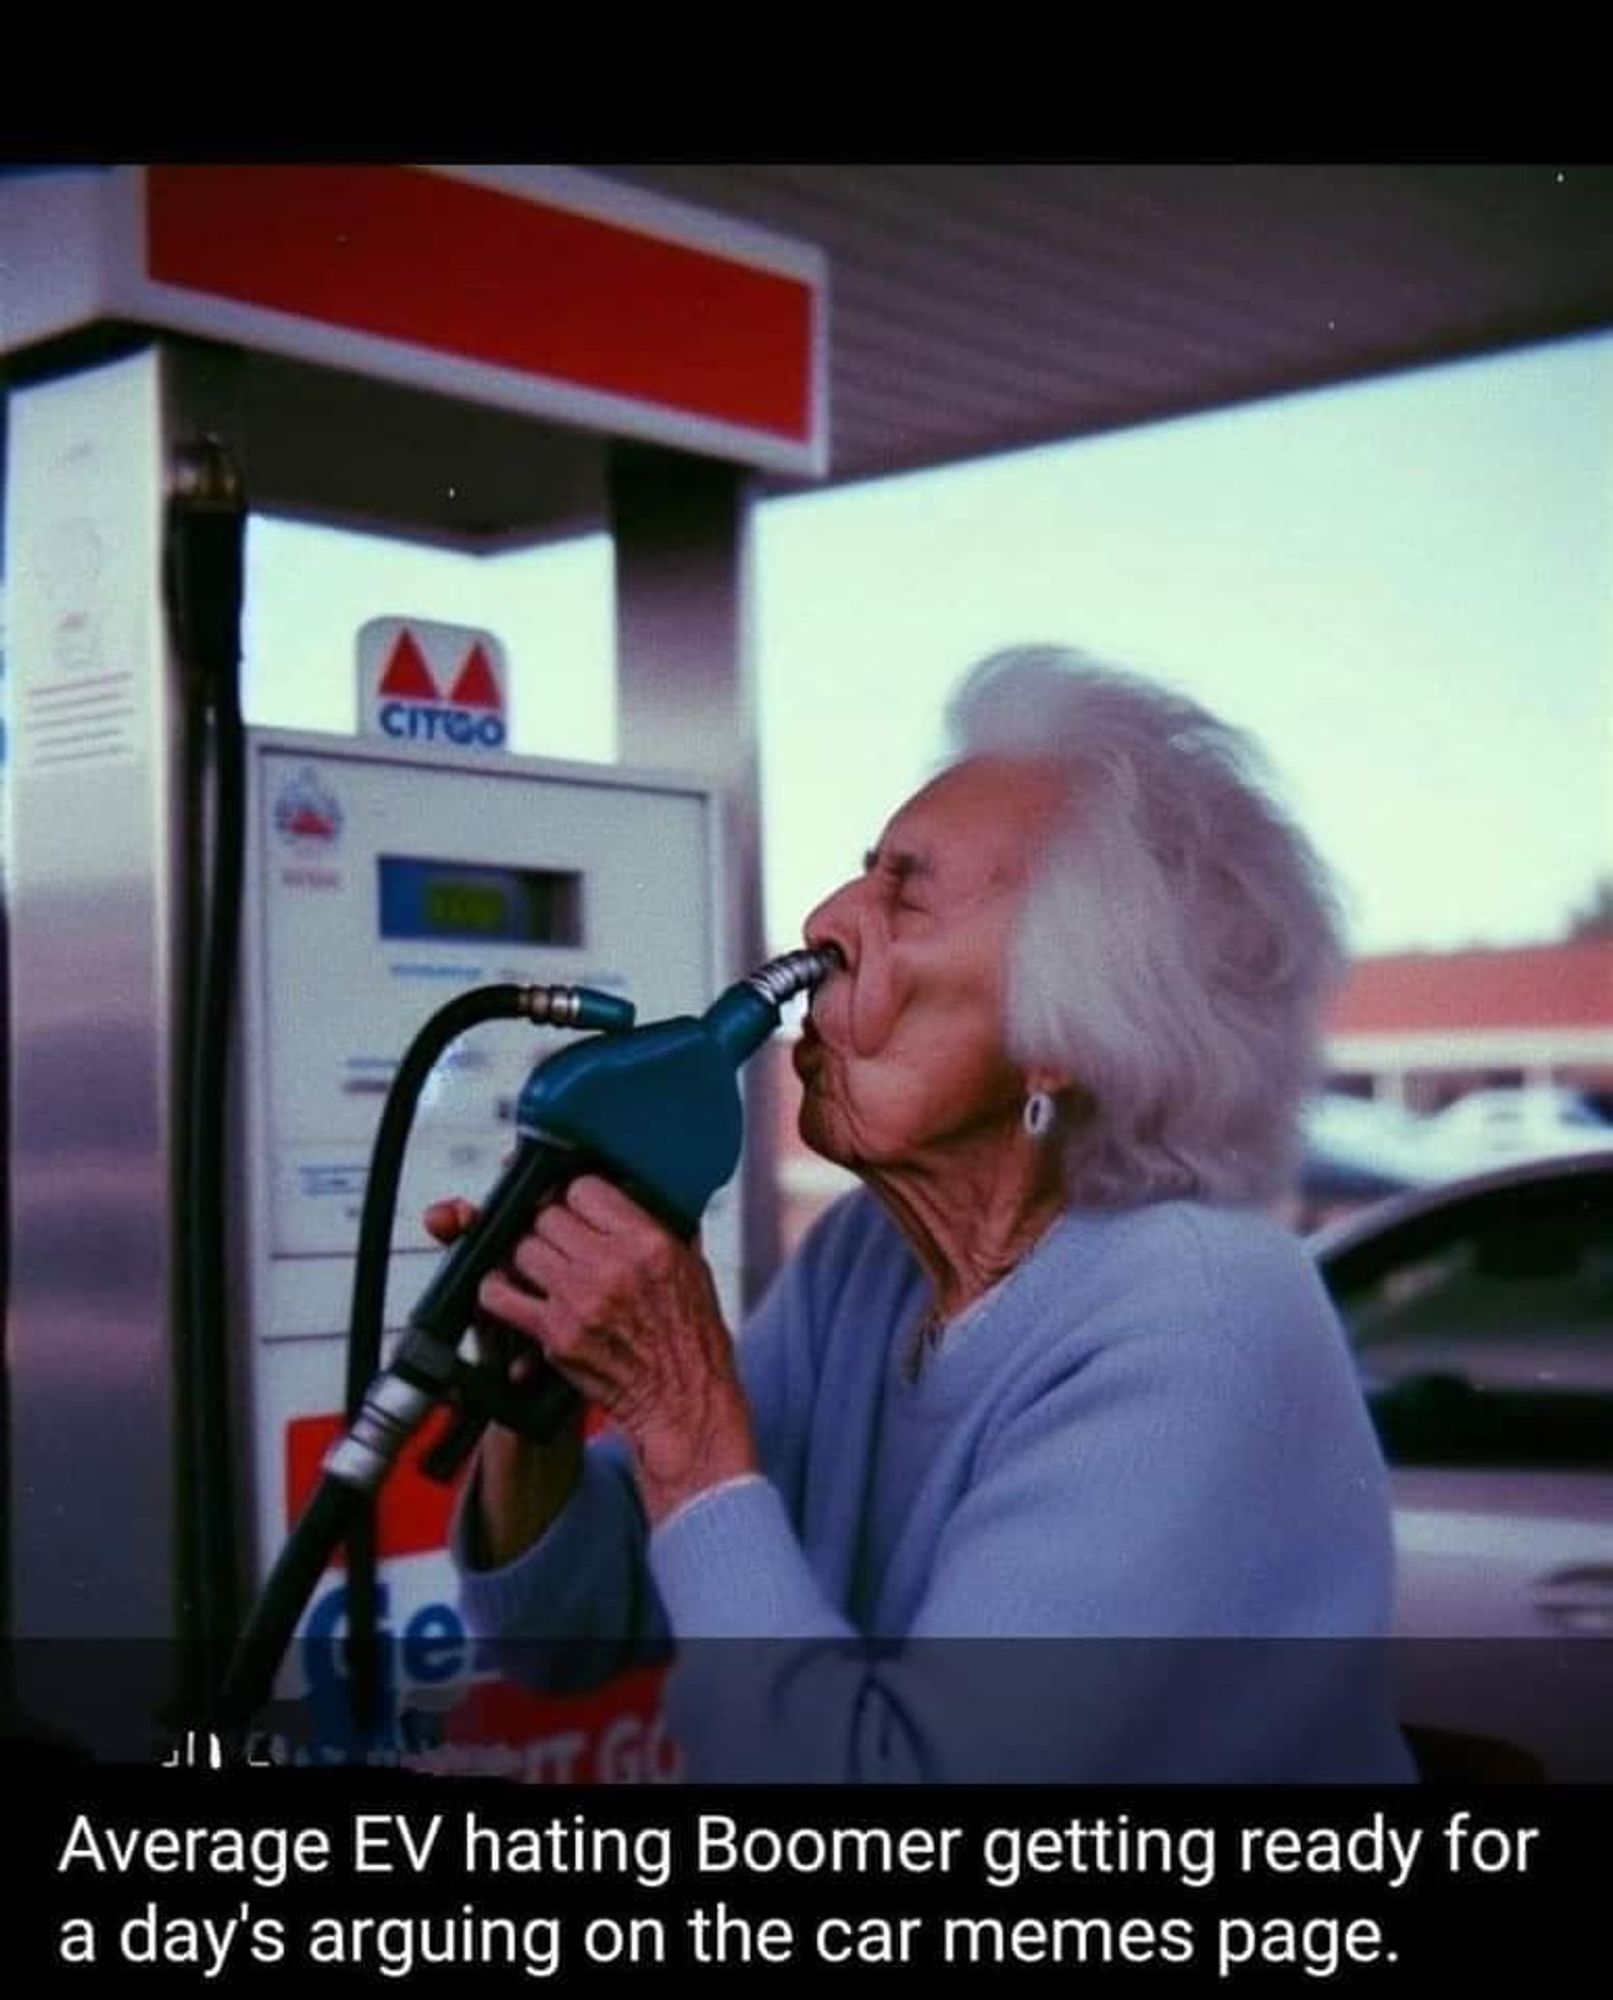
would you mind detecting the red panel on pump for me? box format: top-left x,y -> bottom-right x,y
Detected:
145,164 -> 816,442
285,1405 -> 616,1559
285,1413 -> 458,1560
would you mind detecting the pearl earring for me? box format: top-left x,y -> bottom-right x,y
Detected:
1023,1090 -> 1056,1139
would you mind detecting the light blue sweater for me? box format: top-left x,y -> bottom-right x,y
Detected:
455,1191 -> 1416,1781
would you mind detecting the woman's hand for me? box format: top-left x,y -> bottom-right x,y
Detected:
472,1175 -> 758,1526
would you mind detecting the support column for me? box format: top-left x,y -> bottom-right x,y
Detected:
5,348 -> 188,1657
609,443 -> 781,1305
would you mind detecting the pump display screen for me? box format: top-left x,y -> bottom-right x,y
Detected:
378,855 -> 583,946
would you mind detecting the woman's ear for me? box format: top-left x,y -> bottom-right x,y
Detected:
1023,1066 -> 1095,1133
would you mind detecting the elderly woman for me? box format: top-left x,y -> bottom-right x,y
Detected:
443,646 -> 1413,1781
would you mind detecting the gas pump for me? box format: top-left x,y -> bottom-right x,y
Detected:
0,164 -> 827,1763
240,725 -> 733,1722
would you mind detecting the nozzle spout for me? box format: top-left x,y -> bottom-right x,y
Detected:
702,945 -> 843,1067
742,944 -> 844,1009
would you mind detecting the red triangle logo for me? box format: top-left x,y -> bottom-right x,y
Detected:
448,643 -> 502,710
379,630 -> 439,700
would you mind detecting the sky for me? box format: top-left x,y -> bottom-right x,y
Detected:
244,328 -> 1612,962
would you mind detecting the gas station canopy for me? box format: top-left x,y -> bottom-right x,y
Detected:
6,161 -> 1607,548
605,161 -> 1613,490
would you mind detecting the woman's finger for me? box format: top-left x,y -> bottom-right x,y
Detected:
477,1267 -> 551,1343
530,1199 -> 607,1264
422,1196 -> 480,1246
563,1174 -> 664,1240
475,1272 -> 618,1403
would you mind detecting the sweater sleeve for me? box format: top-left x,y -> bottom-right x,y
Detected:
451,1428 -> 666,1685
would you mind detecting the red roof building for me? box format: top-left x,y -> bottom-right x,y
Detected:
1325,941 -> 1613,1109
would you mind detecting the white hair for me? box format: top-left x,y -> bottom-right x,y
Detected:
946,645 -> 1344,1208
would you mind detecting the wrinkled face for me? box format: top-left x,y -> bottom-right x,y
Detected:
795,755 -> 1065,1172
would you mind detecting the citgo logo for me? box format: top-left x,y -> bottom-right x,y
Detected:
377,627 -> 507,750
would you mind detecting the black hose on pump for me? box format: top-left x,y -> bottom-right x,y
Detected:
219,982 -> 631,1737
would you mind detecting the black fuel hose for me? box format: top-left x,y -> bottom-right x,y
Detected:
342,985 -> 567,1733
219,983 -> 628,1737
215,1476 -> 367,1741
164,445 -> 247,1706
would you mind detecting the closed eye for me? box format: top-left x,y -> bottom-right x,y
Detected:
863,844 -> 931,903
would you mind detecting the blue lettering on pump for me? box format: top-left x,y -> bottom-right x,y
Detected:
378,701 -> 505,750
402,1602 -> 469,1684
299,1581 -> 471,1753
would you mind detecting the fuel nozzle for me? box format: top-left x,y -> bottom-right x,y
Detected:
503,942 -> 844,1231
394,943 -> 845,1384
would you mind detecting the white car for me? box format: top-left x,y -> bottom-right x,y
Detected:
1300,1092 -> 1444,1193
1311,1149 -> 1613,1779
1410,1084 -> 1613,1179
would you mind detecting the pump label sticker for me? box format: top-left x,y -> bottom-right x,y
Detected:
274,764 -> 345,850
272,763 -> 345,891
360,617 -> 509,753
